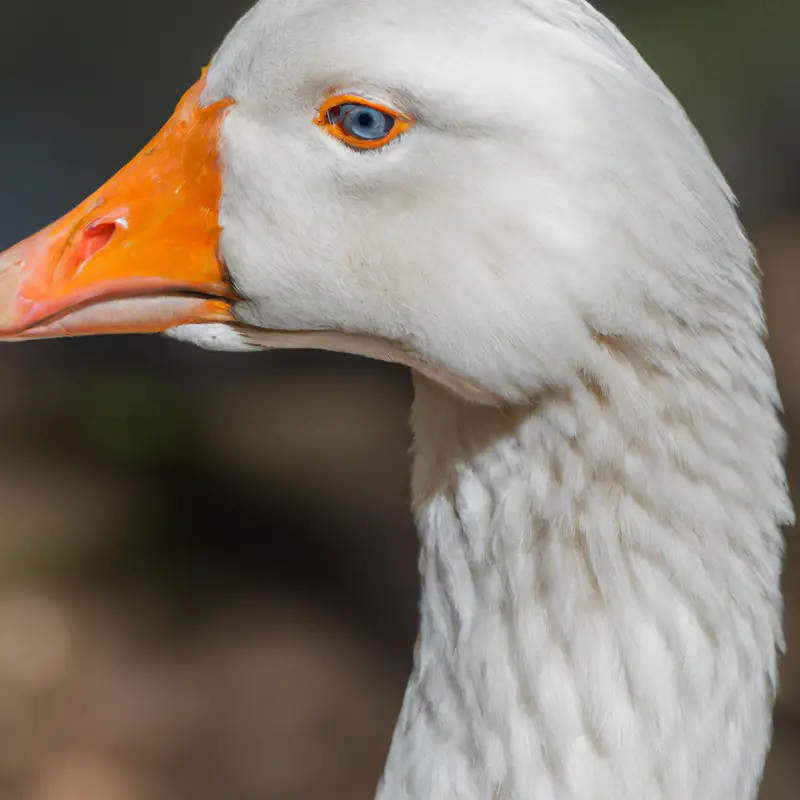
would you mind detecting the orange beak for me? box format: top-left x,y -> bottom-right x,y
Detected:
0,76 -> 236,340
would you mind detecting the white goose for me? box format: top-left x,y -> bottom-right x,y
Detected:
0,1 -> 792,798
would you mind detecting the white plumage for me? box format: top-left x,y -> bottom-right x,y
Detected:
188,1 -> 794,797
3,0 -> 794,797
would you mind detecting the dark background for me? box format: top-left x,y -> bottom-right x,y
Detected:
0,1 -> 798,798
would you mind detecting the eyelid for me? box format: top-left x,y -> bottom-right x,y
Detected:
314,93 -> 415,150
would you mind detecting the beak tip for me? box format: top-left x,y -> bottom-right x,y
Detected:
0,252 -> 27,333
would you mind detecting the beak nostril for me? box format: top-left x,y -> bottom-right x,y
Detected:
74,221 -> 118,268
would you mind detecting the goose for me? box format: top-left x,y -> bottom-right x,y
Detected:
0,0 -> 793,798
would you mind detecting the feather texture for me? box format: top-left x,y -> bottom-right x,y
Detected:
167,1 -> 795,796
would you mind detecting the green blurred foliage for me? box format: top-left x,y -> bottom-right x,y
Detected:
618,0 -> 799,103
79,372 -> 187,464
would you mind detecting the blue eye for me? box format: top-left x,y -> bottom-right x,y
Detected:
327,103 -> 396,141
316,96 -> 414,150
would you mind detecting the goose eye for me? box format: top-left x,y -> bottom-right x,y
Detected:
315,95 -> 414,150
333,104 -> 394,140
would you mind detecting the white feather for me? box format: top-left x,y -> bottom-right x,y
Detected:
172,1 -> 794,797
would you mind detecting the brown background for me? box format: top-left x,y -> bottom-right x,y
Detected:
0,1 -> 798,798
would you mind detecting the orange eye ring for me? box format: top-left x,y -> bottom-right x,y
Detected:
314,94 -> 414,150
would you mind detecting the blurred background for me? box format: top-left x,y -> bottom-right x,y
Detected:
0,0 -> 798,798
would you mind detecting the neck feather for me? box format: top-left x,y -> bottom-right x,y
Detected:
377,333 -> 791,800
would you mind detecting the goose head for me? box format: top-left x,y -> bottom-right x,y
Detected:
1,3 -> 792,797
0,0 -> 753,407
